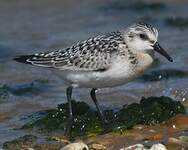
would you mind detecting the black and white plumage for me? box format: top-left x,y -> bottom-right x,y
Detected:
14,22 -> 173,134
14,32 -> 125,71
14,22 -> 172,88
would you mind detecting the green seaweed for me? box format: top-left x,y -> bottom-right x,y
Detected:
139,96 -> 185,124
22,101 -> 103,136
22,96 -> 186,137
0,84 -> 9,101
9,83 -> 40,96
0,83 -> 38,97
0,79 -> 49,97
131,1 -> 166,10
139,69 -> 188,82
34,79 -> 49,84
101,1 -> 165,11
165,17 -> 188,29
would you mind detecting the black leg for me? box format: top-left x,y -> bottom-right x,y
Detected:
90,88 -> 107,123
65,86 -> 73,136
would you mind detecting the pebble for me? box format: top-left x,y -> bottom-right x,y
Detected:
60,142 -> 89,150
27,148 -> 34,150
120,144 -> 144,150
150,144 -> 167,150
133,125 -> 144,130
149,129 -> 156,133
89,143 -> 107,150
120,143 -> 167,150
49,136 -> 70,144
168,137 -> 181,144
179,136 -> 188,142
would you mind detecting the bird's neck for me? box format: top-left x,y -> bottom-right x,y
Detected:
126,46 -> 154,73
134,51 -> 154,74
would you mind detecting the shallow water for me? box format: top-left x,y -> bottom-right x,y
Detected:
0,0 -> 188,147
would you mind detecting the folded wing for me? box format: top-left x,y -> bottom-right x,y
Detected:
14,32 -> 125,71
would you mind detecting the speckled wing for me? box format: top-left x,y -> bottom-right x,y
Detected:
14,32 -> 125,71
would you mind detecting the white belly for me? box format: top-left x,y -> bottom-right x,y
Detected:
70,68 -> 134,88
53,59 -> 139,88
52,52 -> 153,88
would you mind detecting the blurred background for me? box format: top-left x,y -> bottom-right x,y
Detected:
0,0 -> 188,146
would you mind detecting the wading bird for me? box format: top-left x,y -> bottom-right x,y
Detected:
14,22 -> 173,135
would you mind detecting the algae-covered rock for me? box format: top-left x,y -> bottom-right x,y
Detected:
114,103 -> 143,131
114,96 -> 185,131
139,96 -> 185,124
23,101 -> 103,136
22,96 -> 186,137
3,135 -> 37,150
165,17 -> 188,29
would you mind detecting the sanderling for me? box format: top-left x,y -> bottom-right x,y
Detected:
14,22 -> 173,134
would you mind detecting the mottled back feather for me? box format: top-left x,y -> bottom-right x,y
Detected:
14,32 -> 126,71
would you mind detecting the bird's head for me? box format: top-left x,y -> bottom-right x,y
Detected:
124,22 -> 173,62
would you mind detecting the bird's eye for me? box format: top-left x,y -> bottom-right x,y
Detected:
139,34 -> 148,40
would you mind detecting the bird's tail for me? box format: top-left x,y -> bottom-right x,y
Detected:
13,54 -> 54,67
13,55 -> 35,64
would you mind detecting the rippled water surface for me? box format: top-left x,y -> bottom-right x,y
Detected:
0,0 -> 188,147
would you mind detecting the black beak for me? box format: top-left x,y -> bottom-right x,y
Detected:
153,42 -> 173,62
